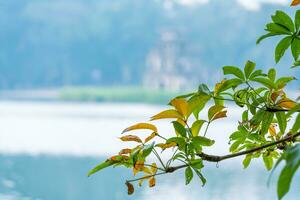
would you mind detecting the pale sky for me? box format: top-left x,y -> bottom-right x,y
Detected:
173,0 -> 289,10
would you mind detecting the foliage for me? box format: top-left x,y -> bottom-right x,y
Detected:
89,5 -> 300,200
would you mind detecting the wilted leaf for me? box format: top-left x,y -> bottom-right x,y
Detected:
149,177 -> 156,187
126,182 -> 134,195
133,160 -> 144,175
119,148 -> 132,155
120,135 -> 143,143
291,0 -> 300,6
122,123 -> 157,134
151,109 -> 183,121
144,132 -> 157,143
208,105 -> 225,121
211,110 -> 227,121
156,142 -> 177,150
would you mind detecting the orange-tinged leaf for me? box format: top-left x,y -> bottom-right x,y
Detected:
149,177 -> 156,187
211,110 -> 227,121
144,132 -> 157,143
133,160 -> 144,175
214,79 -> 226,95
208,105 -> 225,121
126,182 -> 134,195
269,124 -> 277,136
277,98 -> 297,109
170,98 -> 189,116
120,135 -> 142,143
151,163 -> 157,174
119,148 -> 132,155
122,123 -> 157,133
151,109 -> 183,121
291,0 -> 300,6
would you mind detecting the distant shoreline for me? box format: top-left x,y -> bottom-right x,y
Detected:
0,86 -> 184,104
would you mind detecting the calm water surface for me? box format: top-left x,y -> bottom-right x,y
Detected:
0,101 -> 299,200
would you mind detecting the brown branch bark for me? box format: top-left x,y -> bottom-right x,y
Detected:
169,131 -> 300,172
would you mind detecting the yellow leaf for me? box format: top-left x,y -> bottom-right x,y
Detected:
151,163 -> 157,174
151,109 -> 183,121
119,148 -> 132,155
138,179 -> 143,187
291,0 -> 300,6
211,110 -> 227,121
120,135 -> 142,143
122,123 -> 157,133
142,167 -> 152,174
277,98 -> 297,109
126,182 -> 134,195
170,98 -> 189,117
144,132 -> 157,143
149,177 -> 156,187
269,124 -> 276,136
156,142 -> 177,150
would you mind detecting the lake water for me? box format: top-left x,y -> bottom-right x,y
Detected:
0,101 -> 299,200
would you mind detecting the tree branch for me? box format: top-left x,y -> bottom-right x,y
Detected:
197,131 -> 300,162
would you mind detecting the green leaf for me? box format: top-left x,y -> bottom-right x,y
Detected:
192,136 -> 215,147
243,154 -> 252,169
275,76 -> 296,89
292,60 -> 300,68
88,160 -> 114,177
244,60 -> 256,79
252,77 -> 275,89
190,159 -> 204,169
142,142 -> 155,158
191,120 -> 206,137
296,10 -> 300,31
271,10 -> 294,32
167,137 -> 186,150
217,78 -> 244,93
194,169 -> 206,186
268,68 -> 276,82
198,84 -> 211,95
222,66 -> 245,80
277,144 -> 300,200
292,113 -> 300,134
275,36 -> 292,63
256,33 -> 283,44
249,69 -> 265,80
188,93 -> 211,119
291,38 -> 300,61
263,155 -> 273,171
261,112 -> 274,135
265,23 -> 291,34
172,121 -> 187,138
276,112 -> 287,134
230,139 -> 243,153
185,167 -> 193,185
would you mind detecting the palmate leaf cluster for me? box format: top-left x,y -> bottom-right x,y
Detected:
88,9 -> 300,200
